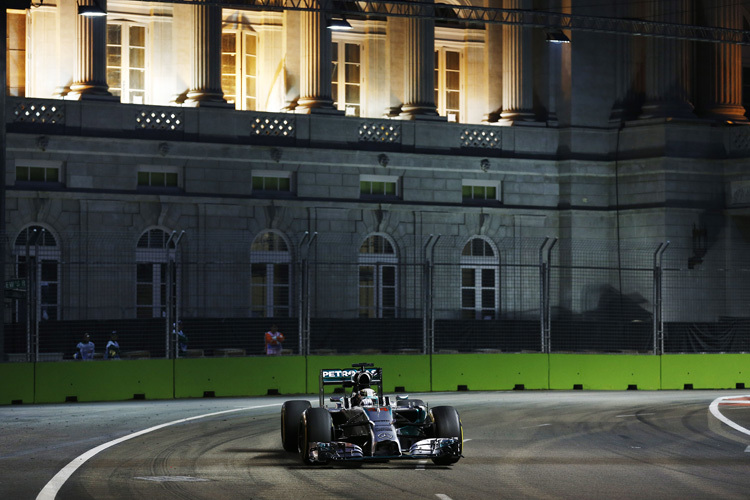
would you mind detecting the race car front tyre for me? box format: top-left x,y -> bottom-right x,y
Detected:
299,407 -> 334,464
281,400 -> 311,452
430,405 -> 463,465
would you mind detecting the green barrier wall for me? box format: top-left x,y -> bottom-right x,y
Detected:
661,354 -> 750,390
0,362 -> 35,404
174,356 -> 306,398
549,354 -> 661,390
33,360 -> 174,403
6,353 -> 750,405
431,353 -> 549,391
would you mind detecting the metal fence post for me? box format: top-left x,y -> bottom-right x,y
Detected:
297,232 -> 309,356
539,237 -> 549,353
545,238 -> 557,353
421,235 -> 440,355
652,241 -> 669,355
24,228 -> 41,363
538,238 -> 557,354
299,232 -> 316,356
165,232 -> 175,359
34,229 -> 41,363
165,230 -> 184,359
421,235 -> 434,355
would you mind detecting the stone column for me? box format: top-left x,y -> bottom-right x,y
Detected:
500,0 -> 534,124
464,28 -> 485,124
483,0 -> 503,122
184,0 -> 226,106
363,19 -> 388,118
67,0 -> 112,99
256,12 -> 285,112
296,0 -> 335,113
697,0 -> 746,121
641,0 -> 694,119
399,0 -> 438,119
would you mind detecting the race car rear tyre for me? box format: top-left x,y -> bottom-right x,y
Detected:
430,405 -> 463,465
299,407 -> 334,464
281,400 -> 311,452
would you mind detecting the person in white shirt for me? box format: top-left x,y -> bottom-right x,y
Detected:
75,333 -> 95,360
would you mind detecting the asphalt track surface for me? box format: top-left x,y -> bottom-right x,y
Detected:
2,391 -> 750,500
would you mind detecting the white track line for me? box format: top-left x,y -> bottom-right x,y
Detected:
709,396 -> 750,437
36,403 -> 279,500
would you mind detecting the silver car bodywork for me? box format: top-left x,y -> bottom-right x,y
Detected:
303,363 -> 462,464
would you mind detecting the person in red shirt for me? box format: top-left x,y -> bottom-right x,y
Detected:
265,324 -> 285,355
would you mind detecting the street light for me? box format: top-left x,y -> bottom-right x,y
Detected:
328,17 -> 353,30
77,1 -> 107,17
545,29 -> 570,43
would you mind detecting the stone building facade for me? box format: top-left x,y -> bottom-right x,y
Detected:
4,0 -> 750,355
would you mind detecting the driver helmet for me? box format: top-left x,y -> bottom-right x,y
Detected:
358,388 -> 376,406
354,371 -> 372,389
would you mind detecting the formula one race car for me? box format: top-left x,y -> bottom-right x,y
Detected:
281,363 -> 463,465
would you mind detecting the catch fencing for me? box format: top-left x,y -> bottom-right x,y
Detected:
3,229 -> 749,361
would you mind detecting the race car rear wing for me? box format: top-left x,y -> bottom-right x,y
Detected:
318,363 -> 383,407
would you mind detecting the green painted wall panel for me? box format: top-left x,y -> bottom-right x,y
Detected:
661,354 -> 750,390
7,353 -> 750,406
431,354 -> 550,391
0,362 -> 34,404
549,354 -> 661,390
305,355 -> 432,396
34,360 -> 173,403
173,356 -> 306,398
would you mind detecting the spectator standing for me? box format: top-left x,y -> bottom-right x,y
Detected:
265,324 -> 285,355
75,333 -> 95,360
105,331 -> 121,359
174,320 -> 188,357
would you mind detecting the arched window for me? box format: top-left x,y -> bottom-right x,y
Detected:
358,234 -> 398,318
250,231 -> 292,317
136,228 -> 176,318
460,236 -> 499,319
13,226 -> 60,321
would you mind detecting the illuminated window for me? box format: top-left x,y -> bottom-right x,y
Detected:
435,49 -> 462,122
16,162 -> 60,184
359,235 -> 398,318
252,171 -> 293,193
251,232 -> 292,318
107,23 -> 146,104
360,175 -> 399,198
222,30 -> 257,110
460,237 -> 499,320
137,170 -> 179,188
462,180 -> 501,203
332,41 -> 362,116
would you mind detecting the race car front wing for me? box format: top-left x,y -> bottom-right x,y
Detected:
306,437 -> 462,464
